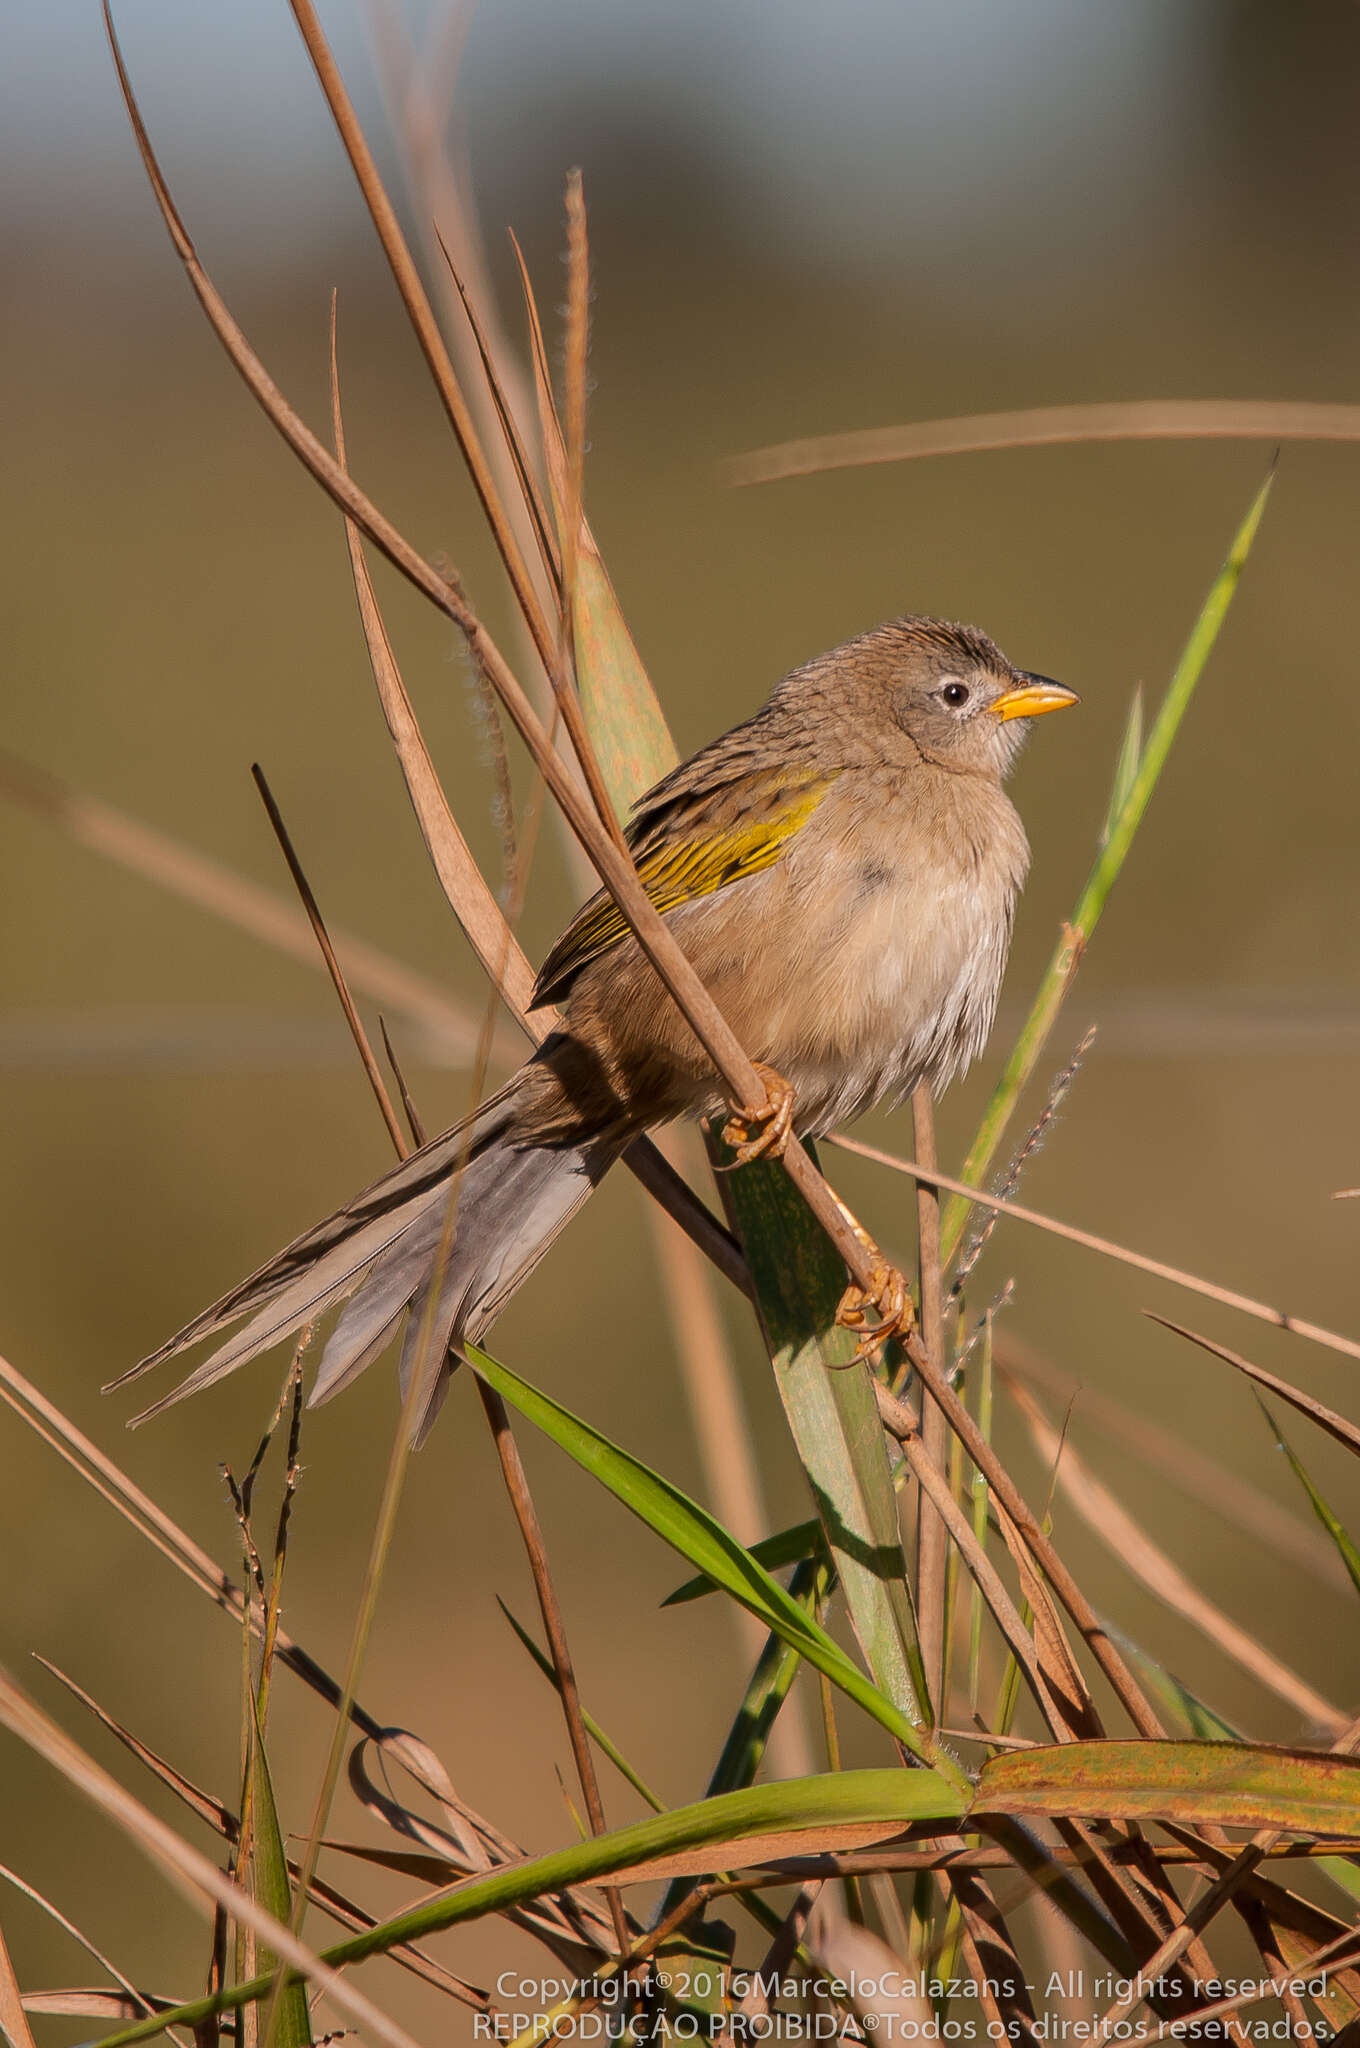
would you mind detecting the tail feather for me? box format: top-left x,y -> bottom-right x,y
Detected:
115,1082 -> 524,1391
310,1205 -> 443,1404
311,1304 -> 408,1408
397,1133 -> 627,1445
122,1062 -> 627,1439
128,1187 -> 446,1424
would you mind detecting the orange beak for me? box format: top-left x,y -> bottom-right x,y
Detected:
991,672 -> 1081,723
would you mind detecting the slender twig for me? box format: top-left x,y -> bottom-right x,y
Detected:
283,0 -> 557,681
476,1380 -> 631,1954
560,168 -> 589,685
724,398 -> 1360,488
1099,1712 -> 1360,2034
873,1374 -> 1163,1737
911,1084 -> 947,1720
250,765 -> 407,1156
102,6 -> 923,1361
876,1388 -> 1063,1738
828,1133 -> 1360,1367
0,1670 -> 421,2048
378,1015 -> 426,1148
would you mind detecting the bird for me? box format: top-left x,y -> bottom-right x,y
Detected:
119,614 -> 1077,1440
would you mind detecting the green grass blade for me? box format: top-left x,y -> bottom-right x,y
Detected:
557,479 -> 927,1742
1099,684 -> 1144,846
1258,1401 -> 1360,1600
663,1518 -> 825,1604
704,1552 -> 829,1797
1113,1630 -> 1243,1741
943,473 -> 1273,1262
467,1344 -> 962,1782
91,1769 -> 968,2048
720,1151 -> 930,1731
497,1600 -> 666,1811
246,1696 -> 313,2048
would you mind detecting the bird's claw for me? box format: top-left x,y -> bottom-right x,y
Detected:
721,1063 -> 796,1166
836,1259 -> 917,1363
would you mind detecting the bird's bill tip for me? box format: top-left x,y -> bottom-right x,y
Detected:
992,673 -> 1080,722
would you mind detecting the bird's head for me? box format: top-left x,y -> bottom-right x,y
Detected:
800,616 -> 1079,780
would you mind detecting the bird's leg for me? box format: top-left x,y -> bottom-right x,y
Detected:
832,1195 -> 917,1363
720,1062 -> 797,1166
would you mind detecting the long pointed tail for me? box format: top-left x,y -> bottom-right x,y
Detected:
115,1071 -> 625,1439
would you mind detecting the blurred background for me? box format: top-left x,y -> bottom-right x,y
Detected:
3,0 -> 1360,2029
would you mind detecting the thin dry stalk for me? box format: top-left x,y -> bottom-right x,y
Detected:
911,1084 -> 948,1718
474,1378 -> 631,1954
362,0 -> 561,600
378,1015 -> 427,1147
875,1366 -> 1164,1736
250,764 -> 407,1154
284,0 -> 559,677
828,1134 -> 1360,1367
0,748 -> 496,1066
0,1911 -> 38,2048
724,398 -> 1360,488
875,1387 -> 1065,1738
560,169 -> 589,674
1099,1707 -> 1360,2033
108,9 -> 906,1326
1004,1373 -> 1346,1732
0,1668 -> 420,2048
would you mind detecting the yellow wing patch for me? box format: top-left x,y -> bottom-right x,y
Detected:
532,775 -> 833,1008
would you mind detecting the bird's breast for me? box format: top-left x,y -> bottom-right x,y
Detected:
734,773 -> 1030,1127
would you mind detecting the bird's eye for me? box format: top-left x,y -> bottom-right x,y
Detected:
941,681 -> 970,709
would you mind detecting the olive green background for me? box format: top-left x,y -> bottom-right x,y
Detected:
3,0 -> 1359,2030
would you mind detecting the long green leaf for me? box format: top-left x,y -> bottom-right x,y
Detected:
1099,684 -> 1143,846
1259,1401 -> 1360,1601
246,1696 -> 313,2048
553,428 -> 926,1739
979,1738 -> 1360,1833
721,1151 -> 927,1727
664,1519 -> 825,1604
1113,1631 -> 1242,1742
467,1345 -> 962,1782
943,474 -> 1273,1261
498,1600 -> 665,1811
92,1769 -> 967,2048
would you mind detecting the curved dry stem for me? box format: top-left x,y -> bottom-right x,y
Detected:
102,0 -> 902,1337
725,398 -> 1360,487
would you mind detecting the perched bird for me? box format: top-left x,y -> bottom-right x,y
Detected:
122,614 -> 1076,1438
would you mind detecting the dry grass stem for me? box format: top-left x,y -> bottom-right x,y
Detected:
724,398 -> 1360,488
1005,1374 -> 1347,1732
830,1132 -> 1360,1366
0,1667 -> 420,2048
475,1377 -> 632,1953
0,747 -> 496,1067
911,1083 -> 948,1718
250,763 -> 408,1155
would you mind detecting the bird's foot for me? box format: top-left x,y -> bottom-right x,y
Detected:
836,1259 -> 917,1362
831,1198 -> 916,1362
721,1063 -> 797,1166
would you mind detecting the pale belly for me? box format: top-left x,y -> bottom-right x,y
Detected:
690,806 -> 1022,1133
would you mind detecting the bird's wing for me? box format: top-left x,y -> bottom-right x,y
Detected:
531,767 -> 836,1009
